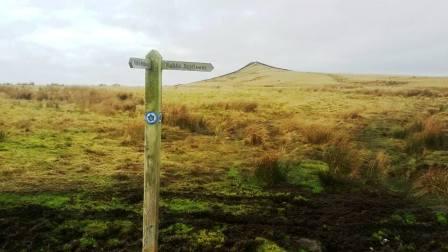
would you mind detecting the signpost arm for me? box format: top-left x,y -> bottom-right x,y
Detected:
143,50 -> 162,252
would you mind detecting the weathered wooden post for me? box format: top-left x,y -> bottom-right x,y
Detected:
143,50 -> 162,252
129,51 -> 213,252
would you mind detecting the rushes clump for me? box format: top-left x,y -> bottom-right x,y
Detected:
363,151 -> 390,183
405,116 -> 447,154
254,153 -> 285,186
421,117 -> 447,149
323,134 -> 363,177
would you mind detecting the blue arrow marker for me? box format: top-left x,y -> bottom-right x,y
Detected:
145,112 -> 159,125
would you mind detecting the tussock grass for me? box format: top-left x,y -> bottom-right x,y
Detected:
0,85 -> 142,115
254,153 -> 284,186
363,151 -> 390,183
211,115 -> 251,139
204,101 -> 258,112
0,168 -> 24,178
302,124 -> 333,144
390,126 -> 407,139
414,168 -> 448,197
14,119 -> 31,132
163,104 -> 209,133
323,134 -> 364,177
343,110 -> 363,120
15,89 -> 33,100
116,92 -> 133,101
350,88 -> 446,97
1,67 -> 448,202
244,125 -> 269,145
420,117 -> 447,149
122,118 -> 144,145
90,97 -> 139,115
0,86 -> 33,100
405,116 -> 447,154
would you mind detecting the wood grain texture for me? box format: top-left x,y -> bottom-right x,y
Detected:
142,50 -> 162,252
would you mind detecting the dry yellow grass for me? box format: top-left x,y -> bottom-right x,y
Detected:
301,124 -> 334,144
363,151 -> 391,183
414,168 -> 448,197
1,62 -> 447,198
163,104 -> 209,133
405,116 -> 447,153
243,125 -> 268,146
323,133 -> 364,177
2,62 -> 448,251
254,152 -> 283,186
123,118 -> 145,145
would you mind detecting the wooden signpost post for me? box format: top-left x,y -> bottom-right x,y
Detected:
129,50 -> 213,252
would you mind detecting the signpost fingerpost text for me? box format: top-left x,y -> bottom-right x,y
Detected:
129,50 -> 213,252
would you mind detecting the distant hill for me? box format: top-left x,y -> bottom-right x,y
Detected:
189,61 -> 448,88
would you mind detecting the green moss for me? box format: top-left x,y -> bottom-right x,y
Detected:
79,237 -> 97,248
106,238 -> 121,247
223,204 -> 253,216
255,237 -> 286,252
84,221 -> 109,238
202,172 -> 266,198
372,229 -> 389,243
76,196 -> 135,212
195,229 -> 225,249
281,160 -> 329,193
62,243 -> 72,251
390,125 -> 407,139
162,223 -> 194,236
163,198 -> 210,213
227,166 -> 239,179
227,166 -> 264,192
399,243 -> 416,251
390,212 -> 417,225
293,195 -> 309,202
112,220 -> 135,235
435,212 -> 447,225
54,219 -> 135,249
0,193 -> 70,209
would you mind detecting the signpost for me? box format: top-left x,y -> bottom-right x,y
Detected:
129,57 -> 151,69
163,60 -> 214,72
129,50 -> 213,252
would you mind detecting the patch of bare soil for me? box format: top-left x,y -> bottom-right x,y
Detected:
0,186 -> 446,251
158,188 -> 447,251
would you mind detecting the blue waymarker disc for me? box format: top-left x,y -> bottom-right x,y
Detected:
145,112 -> 158,124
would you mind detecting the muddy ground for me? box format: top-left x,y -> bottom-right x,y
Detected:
1,183 -> 447,252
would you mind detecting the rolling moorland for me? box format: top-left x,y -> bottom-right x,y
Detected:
0,62 -> 448,251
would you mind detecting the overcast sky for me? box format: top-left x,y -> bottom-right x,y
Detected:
0,0 -> 447,85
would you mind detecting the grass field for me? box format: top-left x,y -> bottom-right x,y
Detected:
1,62 -> 448,251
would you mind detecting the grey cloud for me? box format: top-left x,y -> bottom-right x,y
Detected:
0,0 -> 447,85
